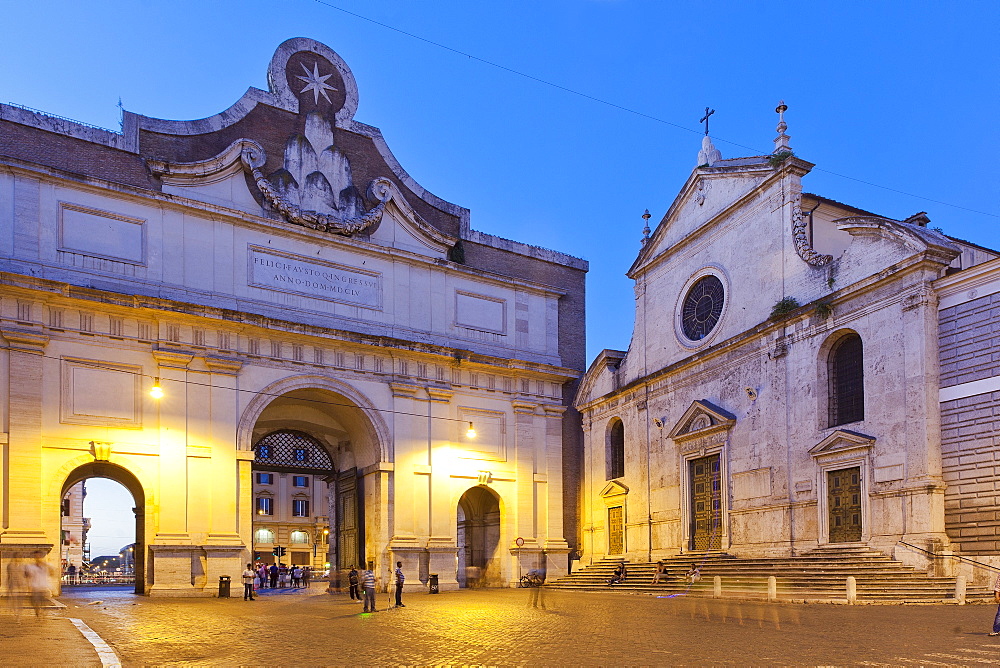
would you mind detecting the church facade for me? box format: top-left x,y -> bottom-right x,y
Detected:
576,111 -> 1000,579
0,38 -> 585,595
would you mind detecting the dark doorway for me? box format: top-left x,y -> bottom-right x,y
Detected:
457,486 -> 501,587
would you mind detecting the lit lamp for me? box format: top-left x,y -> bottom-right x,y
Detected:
466,422 -> 477,439
149,378 -> 164,399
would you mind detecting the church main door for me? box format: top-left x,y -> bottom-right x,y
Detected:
828,467 -> 862,542
689,454 -> 722,550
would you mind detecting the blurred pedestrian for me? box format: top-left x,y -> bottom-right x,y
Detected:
393,561 -> 405,607
5,557 -> 27,621
24,551 -> 55,619
347,565 -> 360,601
303,566 -> 311,587
241,563 -> 256,601
990,570 -> 1000,636
259,563 -> 269,589
291,566 -> 302,588
527,569 -> 546,609
361,563 -> 376,612
66,563 -> 77,585
269,563 -> 278,588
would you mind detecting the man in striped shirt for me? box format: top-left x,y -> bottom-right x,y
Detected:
361,563 -> 377,613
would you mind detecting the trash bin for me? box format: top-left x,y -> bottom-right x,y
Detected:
218,575 -> 231,598
428,573 -> 439,594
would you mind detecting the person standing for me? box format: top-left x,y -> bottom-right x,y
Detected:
269,563 -> 279,589
23,551 -> 55,619
394,561 -> 405,607
241,563 -> 257,601
259,564 -> 269,589
347,565 -> 360,601
361,563 -> 376,613
291,566 -> 302,588
990,570 -> 1000,636
302,566 -> 311,588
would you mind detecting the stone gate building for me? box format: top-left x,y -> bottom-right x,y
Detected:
576,111 -> 1000,580
0,38 -> 586,595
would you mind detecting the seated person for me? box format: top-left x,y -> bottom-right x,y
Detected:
683,563 -> 702,583
651,560 -> 668,584
608,562 -> 628,585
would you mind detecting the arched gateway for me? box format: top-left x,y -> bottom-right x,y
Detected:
0,36 -> 584,597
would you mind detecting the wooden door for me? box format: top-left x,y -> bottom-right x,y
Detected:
828,467 -> 862,542
608,506 -> 624,555
689,454 -> 722,550
336,468 -> 362,569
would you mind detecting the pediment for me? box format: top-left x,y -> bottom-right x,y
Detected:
667,400 -> 736,441
808,429 -> 876,457
600,480 -> 629,497
574,349 -> 626,408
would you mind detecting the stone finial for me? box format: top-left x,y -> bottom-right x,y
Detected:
641,209 -> 652,246
697,135 -> 722,167
774,100 -> 792,154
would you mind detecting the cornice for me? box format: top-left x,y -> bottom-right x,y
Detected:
0,327 -> 49,353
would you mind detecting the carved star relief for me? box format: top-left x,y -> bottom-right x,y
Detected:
296,61 -> 337,104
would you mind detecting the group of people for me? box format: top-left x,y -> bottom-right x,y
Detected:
608,560 -> 702,586
238,562 -> 312,599
345,561 -> 406,612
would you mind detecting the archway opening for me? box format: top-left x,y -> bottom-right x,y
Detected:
61,463 -> 144,595
457,486 -> 501,588
249,387 -> 381,587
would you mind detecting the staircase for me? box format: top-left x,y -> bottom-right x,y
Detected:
547,546 -> 994,603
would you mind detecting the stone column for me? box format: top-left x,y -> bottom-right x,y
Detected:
148,349 -> 196,595
510,399 -> 539,584
899,284 -> 951,553
426,387 -> 459,590
205,358 -> 244,551
542,404 -> 570,579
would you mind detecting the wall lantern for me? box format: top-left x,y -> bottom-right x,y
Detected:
149,378 -> 164,399
466,422 -> 477,439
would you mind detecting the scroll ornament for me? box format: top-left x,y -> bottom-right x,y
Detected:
790,195 -> 832,267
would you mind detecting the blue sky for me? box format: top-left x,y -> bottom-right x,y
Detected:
5,1 -> 998,548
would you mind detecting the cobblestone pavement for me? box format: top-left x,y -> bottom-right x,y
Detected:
6,585 -> 1000,665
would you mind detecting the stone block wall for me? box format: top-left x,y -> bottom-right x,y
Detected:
939,292 -> 1000,387
941,391 -> 1000,554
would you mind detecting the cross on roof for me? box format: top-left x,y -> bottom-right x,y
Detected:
700,107 -> 715,136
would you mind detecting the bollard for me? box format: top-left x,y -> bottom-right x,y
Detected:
846,575 -> 856,604
767,575 -> 777,602
713,575 -> 722,598
955,575 -> 967,605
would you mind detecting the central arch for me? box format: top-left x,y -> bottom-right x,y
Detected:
456,486 -> 502,588
239,375 -> 390,583
61,461 -> 146,595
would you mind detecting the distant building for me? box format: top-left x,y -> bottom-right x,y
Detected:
0,38 -> 585,595
576,113 -> 1000,583
60,481 -> 90,571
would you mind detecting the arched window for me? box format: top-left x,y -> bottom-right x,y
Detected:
253,430 -> 333,470
606,419 -> 625,480
829,333 -> 864,426
254,528 -> 274,544
290,530 -> 310,544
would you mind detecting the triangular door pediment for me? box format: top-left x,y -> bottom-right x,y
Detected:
667,399 -> 736,441
808,429 -> 876,457
600,480 -> 629,497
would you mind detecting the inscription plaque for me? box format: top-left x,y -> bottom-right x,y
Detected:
249,246 -> 382,309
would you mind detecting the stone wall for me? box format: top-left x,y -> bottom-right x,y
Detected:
941,391 -> 1000,554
